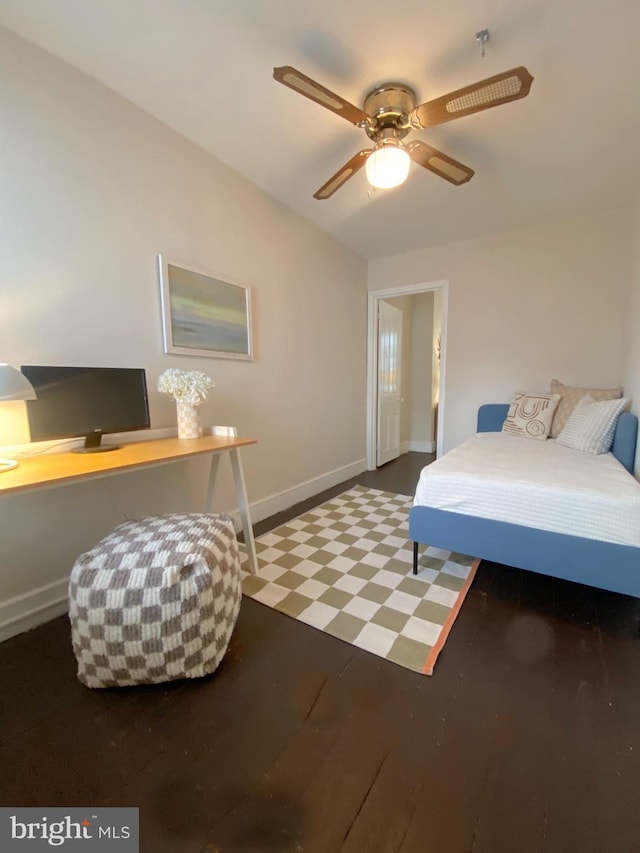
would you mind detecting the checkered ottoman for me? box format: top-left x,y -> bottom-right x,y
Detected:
69,513 -> 241,688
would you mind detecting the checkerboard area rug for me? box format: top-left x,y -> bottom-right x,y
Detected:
242,485 -> 479,675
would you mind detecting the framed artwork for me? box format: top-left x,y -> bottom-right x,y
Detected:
158,256 -> 253,360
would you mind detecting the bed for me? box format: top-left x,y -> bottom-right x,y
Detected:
409,404 -> 640,597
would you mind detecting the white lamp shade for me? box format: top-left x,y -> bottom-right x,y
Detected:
0,363 -> 36,401
365,145 -> 411,189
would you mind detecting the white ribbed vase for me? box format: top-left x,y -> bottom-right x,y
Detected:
176,402 -> 203,439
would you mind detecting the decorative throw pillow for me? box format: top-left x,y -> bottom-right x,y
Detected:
501,392 -> 561,440
549,379 -> 622,438
556,395 -> 629,454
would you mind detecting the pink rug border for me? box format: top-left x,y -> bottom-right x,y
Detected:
422,557 -> 481,675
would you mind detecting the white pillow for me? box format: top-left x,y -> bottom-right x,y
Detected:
556,395 -> 629,454
501,392 -> 561,440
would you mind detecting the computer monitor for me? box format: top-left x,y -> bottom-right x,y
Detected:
20,366 -> 150,453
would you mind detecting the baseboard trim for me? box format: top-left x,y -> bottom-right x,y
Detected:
399,441 -> 435,455
229,457 -> 367,529
408,440 -> 435,453
0,457 -> 368,642
0,578 -> 68,643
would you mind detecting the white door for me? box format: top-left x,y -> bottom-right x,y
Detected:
377,300 -> 403,466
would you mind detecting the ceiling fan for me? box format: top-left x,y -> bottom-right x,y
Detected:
273,64 -> 533,199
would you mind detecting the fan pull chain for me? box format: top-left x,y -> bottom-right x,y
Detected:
475,28 -> 490,58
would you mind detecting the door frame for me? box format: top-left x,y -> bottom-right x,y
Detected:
366,279 -> 448,470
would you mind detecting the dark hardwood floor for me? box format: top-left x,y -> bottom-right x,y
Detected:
2,451 -> 640,852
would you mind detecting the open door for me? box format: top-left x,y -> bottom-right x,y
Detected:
367,280 -> 447,471
376,300 -> 403,466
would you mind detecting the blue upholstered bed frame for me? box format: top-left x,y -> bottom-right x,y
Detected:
409,404 -> 640,597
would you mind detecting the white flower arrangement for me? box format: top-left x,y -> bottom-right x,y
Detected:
158,368 -> 215,407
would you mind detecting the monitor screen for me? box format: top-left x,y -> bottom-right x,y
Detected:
21,366 -> 150,453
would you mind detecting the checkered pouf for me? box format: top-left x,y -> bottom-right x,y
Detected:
69,513 -> 241,688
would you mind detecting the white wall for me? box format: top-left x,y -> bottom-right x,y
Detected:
622,195 -> 640,476
0,28 -> 367,636
369,207 -> 635,452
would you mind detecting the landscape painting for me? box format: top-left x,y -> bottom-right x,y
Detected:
159,257 -> 252,360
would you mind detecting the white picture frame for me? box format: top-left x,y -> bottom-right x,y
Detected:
158,255 -> 253,360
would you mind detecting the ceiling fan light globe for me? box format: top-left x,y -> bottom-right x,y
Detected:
365,146 -> 410,189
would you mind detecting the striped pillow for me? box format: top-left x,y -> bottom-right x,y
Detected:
556,395 -> 629,454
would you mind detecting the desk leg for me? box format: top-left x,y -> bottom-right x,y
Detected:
204,454 -> 221,513
229,448 -> 259,575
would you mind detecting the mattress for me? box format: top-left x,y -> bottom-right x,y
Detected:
413,432 -> 640,547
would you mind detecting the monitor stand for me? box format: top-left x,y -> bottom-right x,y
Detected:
72,431 -> 120,454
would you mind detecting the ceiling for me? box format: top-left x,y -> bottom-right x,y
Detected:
1,0 -> 639,260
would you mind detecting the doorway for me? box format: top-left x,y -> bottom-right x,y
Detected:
366,280 -> 448,471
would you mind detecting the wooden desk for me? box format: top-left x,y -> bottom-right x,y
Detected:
0,435 -> 260,573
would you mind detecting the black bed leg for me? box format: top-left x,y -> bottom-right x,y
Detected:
413,541 -> 419,575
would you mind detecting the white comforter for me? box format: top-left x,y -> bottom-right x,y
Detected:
413,432 -> 640,547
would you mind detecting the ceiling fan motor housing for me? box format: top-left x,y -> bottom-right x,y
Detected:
363,83 -> 416,142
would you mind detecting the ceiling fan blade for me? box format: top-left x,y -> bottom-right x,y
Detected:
410,66 -> 533,129
407,141 -> 474,185
313,150 -> 372,200
274,66 -> 370,126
